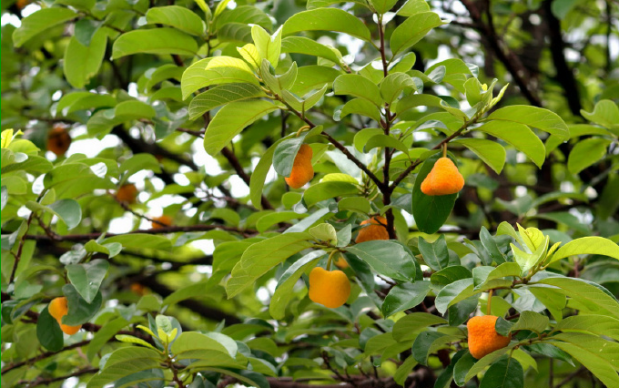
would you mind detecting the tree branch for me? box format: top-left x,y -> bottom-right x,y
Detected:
542,0 -> 583,117
459,0 -> 542,107
23,224 -> 258,242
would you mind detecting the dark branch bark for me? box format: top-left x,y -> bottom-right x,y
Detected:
459,0 -> 543,107
543,0 -> 583,117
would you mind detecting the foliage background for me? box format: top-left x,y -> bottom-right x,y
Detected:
0,0 -> 619,388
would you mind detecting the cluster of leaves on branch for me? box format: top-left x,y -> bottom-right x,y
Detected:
1,0 -> 618,388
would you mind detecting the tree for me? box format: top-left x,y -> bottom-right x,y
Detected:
1,0 -> 618,387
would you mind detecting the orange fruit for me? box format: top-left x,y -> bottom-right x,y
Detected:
355,216 -> 390,243
46,125 -> 71,156
420,157 -> 464,196
115,184 -> 138,204
285,144 -> 314,189
308,267 -> 351,309
467,315 -> 511,359
48,297 -> 82,335
151,215 -> 172,229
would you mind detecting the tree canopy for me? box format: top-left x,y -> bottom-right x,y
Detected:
1,0 -> 619,388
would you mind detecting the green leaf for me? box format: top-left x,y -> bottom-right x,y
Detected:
226,233 -> 313,298
308,223 -> 337,244
251,25 -> 282,68
381,281 -> 431,317
473,262 -> 522,291
112,28 -> 198,59
146,6 -> 205,36
550,237 -> 619,263
181,58 -> 259,99
553,333 -> 619,370
66,259 -> 109,304
56,92 -> 116,116
13,7 -> 77,47
464,346 -> 512,382
282,9 -> 371,41
115,335 -> 158,350
480,356 -> 524,388
203,99 -> 277,156
162,280 -> 211,307
580,99 -> 619,132
554,314 -> 619,341
61,284 -> 102,326
369,0 -> 399,13
346,240 -> 417,282
397,0 -> 431,17
338,197 -> 371,214
510,311 -> 549,334
453,351 -> 478,386
511,236 -> 548,273
335,99 -> 382,123
188,83 -> 265,120
87,101 -> 156,137
365,134 -> 410,155
412,331 -> 463,366
567,137 -> 612,174
273,135 -> 307,177
257,212 -> 307,233
103,234 -> 170,251
380,72 -> 417,105
477,121 -> 545,168
303,181 -> 359,208
411,155 -> 459,234
524,343 -> 574,366
27,199 -> 82,230
119,153 -> 162,180
487,105 -> 570,140
390,12 -> 444,55
333,74 -> 383,107
86,316 -> 130,361
550,340 -> 619,388
64,29 -> 107,89
270,251 -> 324,320
535,277 -> 618,319
281,36 -> 343,67
431,266 -> 472,288
452,138 -> 506,174
418,235 -> 449,271
291,66 -> 342,96
395,355 -> 418,386
216,5 -> 272,31
250,140 -> 280,210
88,347 -> 163,387
435,278 -> 475,314
37,307 -> 63,352
392,313 -> 448,342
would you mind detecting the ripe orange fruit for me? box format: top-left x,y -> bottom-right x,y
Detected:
16,0 -> 29,10
46,125 -> 71,156
151,215 -> 172,229
285,144 -> 314,189
420,157 -> 465,196
130,283 -> 147,296
308,267 -> 351,309
115,184 -> 138,204
48,297 -> 82,335
355,216 -> 390,243
334,255 -> 349,269
420,157 -> 464,196
466,315 -> 511,359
